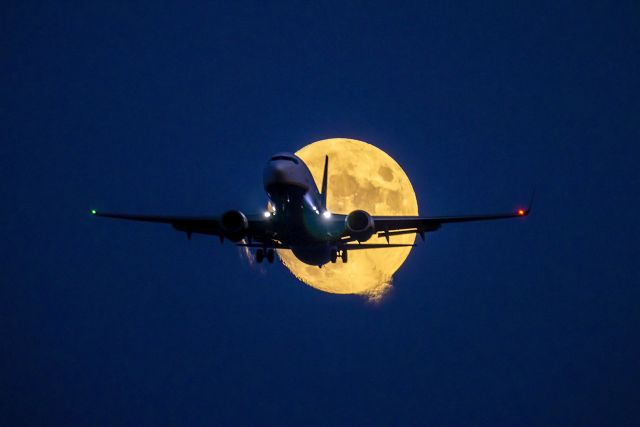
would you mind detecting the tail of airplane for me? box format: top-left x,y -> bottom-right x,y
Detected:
320,155 -> 328,209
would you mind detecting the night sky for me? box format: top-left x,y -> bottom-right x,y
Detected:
2,1 -> 639,425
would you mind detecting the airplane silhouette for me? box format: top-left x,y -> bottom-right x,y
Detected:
92,152 -> 531,266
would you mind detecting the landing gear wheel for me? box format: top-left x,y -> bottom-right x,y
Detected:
341,250 -> 348,263
330,249 -> 338,263
266,248 -> 275,263
256,248 -> 264,263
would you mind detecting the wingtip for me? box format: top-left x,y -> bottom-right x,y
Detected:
90,209 -> 97,215
516,190 -> 535,217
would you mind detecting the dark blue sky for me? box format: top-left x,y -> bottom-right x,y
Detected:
2,1 -> 639,425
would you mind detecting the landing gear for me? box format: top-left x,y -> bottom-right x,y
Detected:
330,249 -> 348,263
255,248 -> 275,264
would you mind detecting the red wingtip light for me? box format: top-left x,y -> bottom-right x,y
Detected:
517,209 -> 525,216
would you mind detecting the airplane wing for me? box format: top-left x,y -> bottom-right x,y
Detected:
371,196 -> 533,241
90,210 -> 271,242
236,241 -> 416,250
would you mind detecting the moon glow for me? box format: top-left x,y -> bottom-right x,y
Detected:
277,138 -> 419,296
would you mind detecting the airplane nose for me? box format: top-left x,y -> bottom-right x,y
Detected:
264,161 -> 289,186
263,159 -> 309,195
264,162 -> 289,184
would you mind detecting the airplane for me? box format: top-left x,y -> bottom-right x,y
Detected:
91,152 -> 532,267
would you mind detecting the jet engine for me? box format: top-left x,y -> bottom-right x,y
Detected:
345,209 -> 375,242
221,210 -> 249,241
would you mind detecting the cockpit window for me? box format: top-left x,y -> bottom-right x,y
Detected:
270,155 -> 299,164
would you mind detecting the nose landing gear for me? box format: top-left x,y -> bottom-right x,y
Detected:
255,248 -> 275,264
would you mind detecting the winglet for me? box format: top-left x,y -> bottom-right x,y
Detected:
526,189 -> 535,215
320,155 -> 328,209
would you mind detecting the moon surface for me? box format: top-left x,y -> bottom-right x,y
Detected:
277,138 -> 419,297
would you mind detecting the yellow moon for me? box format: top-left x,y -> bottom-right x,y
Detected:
277,138 -> 419,297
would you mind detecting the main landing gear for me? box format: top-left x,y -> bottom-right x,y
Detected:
330,249 -> 348,263
255,248 -> 275,264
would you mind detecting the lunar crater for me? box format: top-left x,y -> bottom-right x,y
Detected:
378,166 -> 394,182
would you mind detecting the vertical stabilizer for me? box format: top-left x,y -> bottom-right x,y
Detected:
320,155 -> 328,209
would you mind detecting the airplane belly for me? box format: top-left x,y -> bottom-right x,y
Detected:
291,244 -> 331,266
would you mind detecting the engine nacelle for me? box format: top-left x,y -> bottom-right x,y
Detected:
221,210 -> 249,241
345,209 -> 375,242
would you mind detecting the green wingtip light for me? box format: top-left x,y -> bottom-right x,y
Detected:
91,209 -> 97,215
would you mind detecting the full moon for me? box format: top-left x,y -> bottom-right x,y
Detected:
277,138 -> 419,297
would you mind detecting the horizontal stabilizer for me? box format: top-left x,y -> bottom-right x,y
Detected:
341,243 -> 416,250
236,242 -> 290,249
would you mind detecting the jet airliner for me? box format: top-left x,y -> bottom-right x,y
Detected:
92,152 -> 531,266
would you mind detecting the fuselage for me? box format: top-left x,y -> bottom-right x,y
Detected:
263,153 -> 342,265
